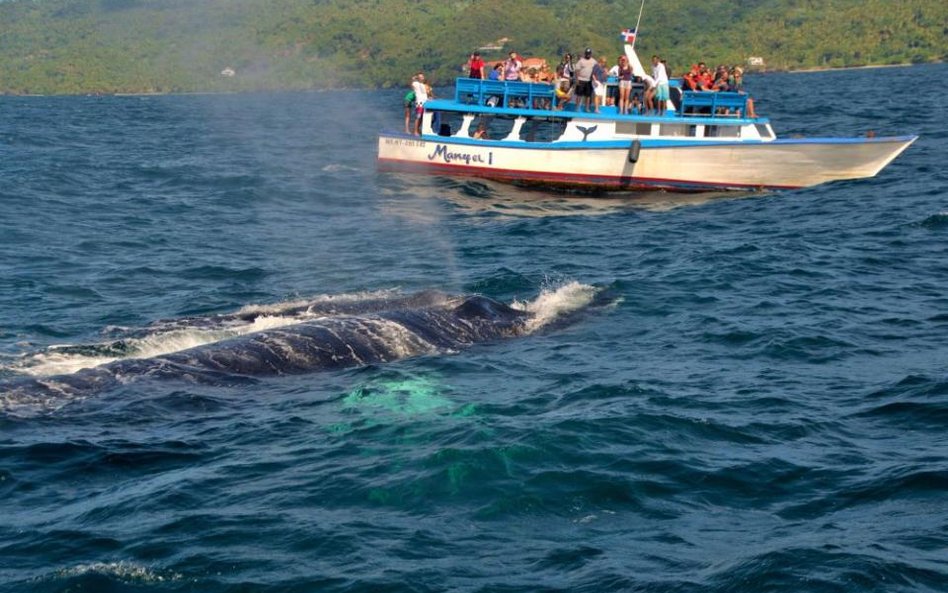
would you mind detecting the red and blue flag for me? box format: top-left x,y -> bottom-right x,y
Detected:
620,28 -> 637,43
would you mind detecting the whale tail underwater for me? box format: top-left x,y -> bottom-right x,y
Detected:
0,283 -> 602,414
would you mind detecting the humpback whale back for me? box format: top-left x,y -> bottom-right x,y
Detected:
1,284 -> 598,414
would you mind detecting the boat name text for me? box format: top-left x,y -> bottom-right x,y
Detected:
428,144 -> 493,166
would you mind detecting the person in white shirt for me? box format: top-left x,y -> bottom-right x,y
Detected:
412,72 -> 429,135
651,55 -> 669,116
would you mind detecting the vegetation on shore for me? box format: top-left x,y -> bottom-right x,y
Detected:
0,0 -> 945,95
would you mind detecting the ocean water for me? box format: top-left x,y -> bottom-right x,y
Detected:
1,63 -> 946,592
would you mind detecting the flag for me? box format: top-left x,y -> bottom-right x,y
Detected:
620,28 -> 637,43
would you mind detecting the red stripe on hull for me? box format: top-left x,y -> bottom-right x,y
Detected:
377,158 -> 802,192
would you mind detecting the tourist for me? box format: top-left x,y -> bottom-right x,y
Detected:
593,57 -> 608,113
504,51 -> 522,81
467,51 -> 485,79
616,55 -> 634,114
488,62 -> 503,81
682,64 -> 700,91
572,47 -> 597,113
630,92 -> 642,114
411,72 -> 429,135
606,57 -> 621,107
403,76 -> 416,134
554,79 -> 573,110
697,62 -> 713,90
711,66 -> 729,92
651,54 -> 669,115
729,67 -> 757,118
557,53 -> 575,87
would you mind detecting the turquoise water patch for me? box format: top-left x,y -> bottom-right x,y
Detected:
326,375 -> 476,435
343,376 -> 454,417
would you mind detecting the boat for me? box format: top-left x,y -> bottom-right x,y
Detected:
377,45 -> 917,193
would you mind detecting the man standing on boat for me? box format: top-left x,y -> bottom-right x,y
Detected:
467,51 -> 485,79
573,48 -> 598,113
411,72 -> 429,135
651,55 -> 669,116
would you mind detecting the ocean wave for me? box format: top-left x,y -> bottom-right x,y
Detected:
919,211 -> 948,229
45,561 -> 185,585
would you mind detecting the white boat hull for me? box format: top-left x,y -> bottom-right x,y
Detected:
378,134 -> 916,192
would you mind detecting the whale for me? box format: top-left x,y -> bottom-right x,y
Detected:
0,292 -> 558,411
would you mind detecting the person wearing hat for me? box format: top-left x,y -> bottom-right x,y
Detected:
573,47 -> 598,113
467,51 -> 485,79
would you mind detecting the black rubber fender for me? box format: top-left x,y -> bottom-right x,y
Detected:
628,139 -> 641,163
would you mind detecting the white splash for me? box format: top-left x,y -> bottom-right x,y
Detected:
321,163 -> 361,173
52,561 -> 183,584
513,281 -> 598,332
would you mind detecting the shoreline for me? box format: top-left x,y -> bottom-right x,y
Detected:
780,61 -> 930,74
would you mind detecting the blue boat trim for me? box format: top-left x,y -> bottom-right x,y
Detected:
422,99 -> 768,126
381,131 -> 917,150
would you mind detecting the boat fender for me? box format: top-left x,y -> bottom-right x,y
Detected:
628,139 -> 641,163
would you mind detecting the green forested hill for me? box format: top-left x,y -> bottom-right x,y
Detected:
0,0 -> 945,94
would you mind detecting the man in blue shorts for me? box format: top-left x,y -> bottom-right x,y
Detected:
651,55 -> 669,116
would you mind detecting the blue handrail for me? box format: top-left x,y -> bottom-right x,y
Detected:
454,77 -> 557,109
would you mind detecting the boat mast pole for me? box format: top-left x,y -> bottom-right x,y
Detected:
632,0 -> 646,50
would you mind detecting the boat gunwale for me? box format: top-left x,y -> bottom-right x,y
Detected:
380,130 -> 919,150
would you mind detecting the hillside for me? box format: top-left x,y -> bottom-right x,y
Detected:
0,0 -> 945,95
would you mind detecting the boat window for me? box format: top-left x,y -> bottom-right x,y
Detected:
431,111 -> 464,137
705,125 -> 741,138
755,124 -> 773,139
518,117 -> 568,142
468,114 -> 515,140
615,122 -> 654,136
658,124 -> 689,137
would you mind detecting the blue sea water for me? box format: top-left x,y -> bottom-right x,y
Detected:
1,63 -> 946,592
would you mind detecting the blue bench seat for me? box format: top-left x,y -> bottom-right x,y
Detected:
680,91 -> 748,118
453,78 -> 556,110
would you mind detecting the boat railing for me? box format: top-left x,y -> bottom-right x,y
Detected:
455,77 -> 557,110
679,91 -> 748,118
451,78 -> 752,120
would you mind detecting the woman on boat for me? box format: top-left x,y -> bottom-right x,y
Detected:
557,53 -> 575,86
503,52 -> 523,81
616,55 -> 634,114
728,67 -> 757,118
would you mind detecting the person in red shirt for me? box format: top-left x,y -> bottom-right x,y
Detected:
697,62 -> 713,90
682,64 -> 700,91
467,51 -> 485,79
